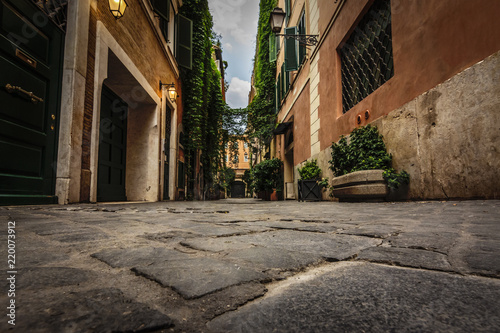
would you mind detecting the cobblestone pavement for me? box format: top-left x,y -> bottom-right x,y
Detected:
1,199 -> 499,332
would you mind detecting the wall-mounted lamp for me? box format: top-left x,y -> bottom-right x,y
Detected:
109,0 -> 128,19
160,81 -> 177,103
270,7 -> 319,46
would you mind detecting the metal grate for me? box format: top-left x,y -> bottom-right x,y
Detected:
340,0 -> 393,113
33,0 -> 68,32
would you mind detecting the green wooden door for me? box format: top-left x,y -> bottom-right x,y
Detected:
0,0 -> 64,205
97,85 -> 128,202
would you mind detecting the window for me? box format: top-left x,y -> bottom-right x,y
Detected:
150,0 -> 170,42
150,0 -> 192,69
285,0 -> 291,25
244,153 -> 248,162
297,10 -> 306,65
340,0 -> 393,113
243,142 -> 248,149
233,155 -> 239,164
284,9 -> 307,73
284,27 -> 298,71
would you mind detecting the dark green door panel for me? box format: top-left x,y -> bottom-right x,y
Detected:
0,0 -> 64,205
97,85 -> 128,202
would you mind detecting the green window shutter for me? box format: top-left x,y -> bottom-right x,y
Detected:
151,0 -> 170,21
285,27 -> 298,71
298,11 -> 306,64
285,0 -> 291,25
275,81 -> 279,112
281,62 -> 286,98
176,14 -> 192,69
276,73 -> 281,107
269,34 -> 276,62
276,35 -> 280,53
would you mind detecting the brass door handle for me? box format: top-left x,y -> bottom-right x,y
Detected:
5,83 -> 44,104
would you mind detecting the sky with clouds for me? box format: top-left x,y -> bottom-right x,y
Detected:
208,0 -> 260,109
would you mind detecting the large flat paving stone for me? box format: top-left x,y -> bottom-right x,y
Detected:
208,262 -> 500,333
10,288 -> 173,333
133,257 -> 267,299
17,267 -> 95,289
357,246 -> 452,271
207,230 -> 381,261
387,231 -> 459,254
92,247 -> 190,268
223,246 -> 324,273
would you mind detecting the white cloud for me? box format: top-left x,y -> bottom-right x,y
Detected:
209,0 -> 258,47
223,42 -> 233,52
226,77 -> 250,109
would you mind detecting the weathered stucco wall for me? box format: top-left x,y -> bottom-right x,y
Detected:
376,51 -> 500,200
316,51 -> 500,200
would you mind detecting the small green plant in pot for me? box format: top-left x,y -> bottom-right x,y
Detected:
297,159 -> 328,201
329,125 -> 409,201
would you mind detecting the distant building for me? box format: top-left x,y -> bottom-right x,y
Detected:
224,138 -> 250,198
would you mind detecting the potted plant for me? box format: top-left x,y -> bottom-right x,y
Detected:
251,158 -> 283,200
329,125 -> 409,201
297,159 -> 328,201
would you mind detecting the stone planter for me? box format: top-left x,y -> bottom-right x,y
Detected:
331,170 -> 388,202
298,180 -> 322,202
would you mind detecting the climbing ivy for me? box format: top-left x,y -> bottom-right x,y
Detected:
246,0 -> 277,147
179,0 -> 227,199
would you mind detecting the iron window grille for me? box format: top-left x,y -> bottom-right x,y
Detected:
340,0 -> 393,113
33,0 -> 68,31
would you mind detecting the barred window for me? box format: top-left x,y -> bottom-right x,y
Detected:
340,0 -> 393,113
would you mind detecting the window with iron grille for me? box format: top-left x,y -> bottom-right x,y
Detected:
340,0 -> 393,113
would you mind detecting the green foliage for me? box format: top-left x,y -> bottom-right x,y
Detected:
218,166 -> 236,191
298,159 -> 322,180
180,0 -> 241,198
251,158 -> 283,193
246,0 -> 278,147
329,125 -> 410,189
242,169 -> 253,195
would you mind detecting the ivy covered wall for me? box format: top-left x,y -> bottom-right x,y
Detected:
247,0 -> 278,147
179,0 -> 226,199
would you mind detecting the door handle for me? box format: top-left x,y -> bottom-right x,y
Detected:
5,84 -> 44,104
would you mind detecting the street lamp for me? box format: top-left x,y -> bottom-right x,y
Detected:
109,0 -> 128,19
269,6 -> 319,47
270,7 -> 286,33
160,81 -> 177,103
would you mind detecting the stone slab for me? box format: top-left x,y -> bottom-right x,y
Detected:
11,288 -> 174,333
17,267 -> 95,289
223,246 -> 324,272
229,230 -> 381,261
387,231 -> 458,254
208,262 -> 500,332
92,247 -> 190,268
133,257 -> 267,299
357,246 -> 452,271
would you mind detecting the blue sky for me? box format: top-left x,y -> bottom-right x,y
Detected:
208,0 -> 260,109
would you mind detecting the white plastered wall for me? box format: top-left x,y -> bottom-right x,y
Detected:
55,0 -> 91,204
161,89 -> 178,200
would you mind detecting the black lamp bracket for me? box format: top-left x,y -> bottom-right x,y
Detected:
276,34 -> 319,47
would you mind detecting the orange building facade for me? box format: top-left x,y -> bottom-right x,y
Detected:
271,0 -> 500,200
